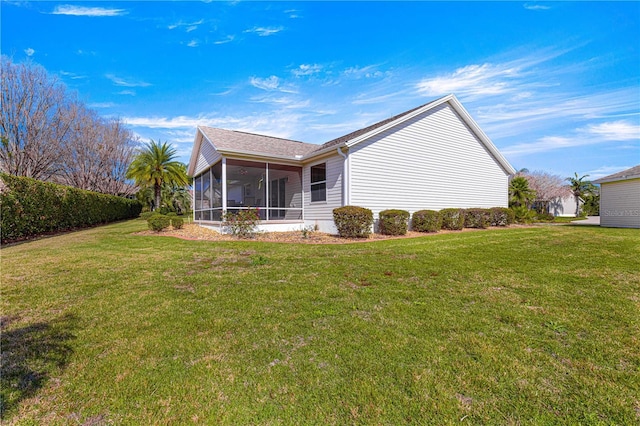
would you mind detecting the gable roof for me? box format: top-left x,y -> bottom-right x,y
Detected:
593,165 -> 640,184
188,94 -> 516,176
199,127 -> 318,158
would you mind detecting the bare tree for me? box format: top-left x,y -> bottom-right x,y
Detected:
519,170 -> 571,213
1,56 -> 137,196
0,56 -> 77,180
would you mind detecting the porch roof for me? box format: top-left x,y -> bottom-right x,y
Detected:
199,127 -> 318,159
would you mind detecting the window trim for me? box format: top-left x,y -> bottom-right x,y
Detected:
310,162 -> 327,203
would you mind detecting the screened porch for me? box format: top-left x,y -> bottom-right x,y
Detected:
193,158 -> 303,222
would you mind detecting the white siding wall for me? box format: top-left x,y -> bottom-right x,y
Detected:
549,196 -> 581,217
194,138 -> 221,176
349,103 -> 509,218
303,155 -> 344,229
600,179 -> 640,228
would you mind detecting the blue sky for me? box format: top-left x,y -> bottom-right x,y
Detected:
2,1 -> 639,180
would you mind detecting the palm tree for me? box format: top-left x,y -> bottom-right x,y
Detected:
509,176 -> 536,208
566,172 -> 590,216
126,140 -> 189,211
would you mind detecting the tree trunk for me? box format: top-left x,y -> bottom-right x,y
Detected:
154,184 -> 162,212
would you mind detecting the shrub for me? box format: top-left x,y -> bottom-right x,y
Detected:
0,173 -> 142,244
411,210 -> 442,233
166,212 -> 178,217
440,208 -> 466,230
333,206 -> 373,238
140,211 -> 160,220
490,207 -> 514,227
378,209 -> 410,235
536,211 -> 555,222
510,206 -> 536,224
171,217 -> 184,230
147,214 -> 171,232
464,208 -> 491,229
223,208 -> 260,239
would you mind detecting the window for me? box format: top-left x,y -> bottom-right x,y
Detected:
310,163 -> 326,202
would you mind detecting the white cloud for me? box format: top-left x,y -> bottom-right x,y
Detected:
244,26 -> 284,37
88,102 -> 116,108
59,70 -> 86,80
250,76 -> 281,91
24,47 -> 35,56
585,165 -> 635,180
117,90 -> 136,96
214,35 -> 235,45
415,63 -> 519,97
187,40 -> 199,48
501,120 -> 639,157
168,19 -> 204,31
52,5 -> 126,17
292,64 -> 323,77
524,3 -> 551,11
106,74 -> 151,87
343,64 -> 386,79
583,121 -> 640,141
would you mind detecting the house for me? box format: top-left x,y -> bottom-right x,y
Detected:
548,195 -> 582,217
593,165 -> 640,228
187,94 -> 516,233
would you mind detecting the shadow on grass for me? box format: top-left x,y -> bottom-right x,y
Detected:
0,313 -> 77,419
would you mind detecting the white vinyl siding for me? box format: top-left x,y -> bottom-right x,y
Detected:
194,138 -> 221,176
303,155 -> 343,220
349,103 -> 508,218
599,178 -> 640,228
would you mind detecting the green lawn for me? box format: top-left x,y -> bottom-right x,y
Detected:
1,221 -> 638,425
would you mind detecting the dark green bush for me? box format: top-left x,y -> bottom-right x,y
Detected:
440,208 -> 466,230
147,214 -> 171,232
171,217 -> 184,230
0,173 -> 142,244
464,208 -> 492,229
378,209 -> 409,235
412,210 -> 442,233
166,212 -> 178,217
510,206 -> 535,224
536,211 -> 555,222
140,211 -> 160,220
333,206 -> 373,238
490,207 -> 514,226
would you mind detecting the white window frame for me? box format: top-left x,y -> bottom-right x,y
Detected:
310,162 -> 327,203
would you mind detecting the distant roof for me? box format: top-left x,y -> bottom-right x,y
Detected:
198,127 -> 318,158
593,165 -> 640,184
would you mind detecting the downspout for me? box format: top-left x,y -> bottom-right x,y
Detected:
336,146 -> 349,206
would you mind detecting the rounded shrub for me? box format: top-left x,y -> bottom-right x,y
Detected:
464,208 -> 491,229
147,214 -> 171,232
171,217 -> 184,230
140,211 -> 160,220
490,207 -> 514,227
378,209 -> 410,235
412,210 -> 442,233
333,206 -> 373,238
440,208 -> 466,230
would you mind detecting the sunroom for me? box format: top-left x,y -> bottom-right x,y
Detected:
193,158 -> 304,227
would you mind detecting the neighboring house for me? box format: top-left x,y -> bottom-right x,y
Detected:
187,94 -> 516,233
593,165 -> 640,229
548,195 -> 582,217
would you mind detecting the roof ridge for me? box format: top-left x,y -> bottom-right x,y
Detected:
313,94 -> 452,153
199,126 -> 314,146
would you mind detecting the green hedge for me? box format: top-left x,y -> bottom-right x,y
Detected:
490,207 -> 514,226
440,208 -> 466,230
411,210 -> 442,233
0,173 -> 142,243
333,206 -> 373,238
378,209 -> 410,235
464,208 -> 492,229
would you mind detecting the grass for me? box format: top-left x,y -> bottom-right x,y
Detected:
1,220 -> 639,425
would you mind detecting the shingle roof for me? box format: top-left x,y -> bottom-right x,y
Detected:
198,127 -> 318,158
593,165 -> 640,184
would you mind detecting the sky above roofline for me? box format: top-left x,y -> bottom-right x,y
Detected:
2,1 -> 639,180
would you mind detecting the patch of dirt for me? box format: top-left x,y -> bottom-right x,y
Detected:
134,223 -> 524,244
